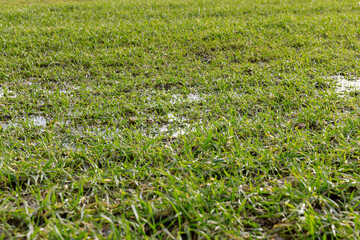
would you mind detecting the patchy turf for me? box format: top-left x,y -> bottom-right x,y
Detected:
1,0 -> 360,238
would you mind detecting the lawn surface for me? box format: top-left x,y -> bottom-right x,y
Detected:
1,0 -> 360,239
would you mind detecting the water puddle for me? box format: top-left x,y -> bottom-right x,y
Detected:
85,126 -> 122,138
28,116 -> 47,127
169,91 -> 243,105
330,75 -> 360,93
171,127 -> 188,138
187,93 -> 203,102
167,113 -> 188,123
0,88 -> 17,98
156,122 -> 192,138
1,121 -> 18,130
149,113 -> 200,138
228,92 -> 244,99
170,93 -> 206,104
1,115 -> 50,130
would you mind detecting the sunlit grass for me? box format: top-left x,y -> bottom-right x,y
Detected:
1,0 -> 360,238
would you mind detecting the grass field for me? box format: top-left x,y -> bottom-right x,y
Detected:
1,0 -> 360,238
